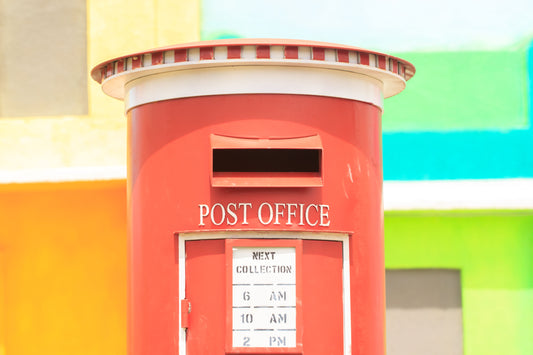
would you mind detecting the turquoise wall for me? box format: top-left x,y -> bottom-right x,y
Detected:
383,44 -> 533,180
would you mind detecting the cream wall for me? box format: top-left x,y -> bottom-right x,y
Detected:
0,0 -> 200,176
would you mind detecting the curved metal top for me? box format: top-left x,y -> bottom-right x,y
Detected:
91,38 -> 415,100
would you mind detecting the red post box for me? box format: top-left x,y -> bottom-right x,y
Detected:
92,39 -> 414,355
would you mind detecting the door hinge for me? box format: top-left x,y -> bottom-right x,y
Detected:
181,298 -> 191,329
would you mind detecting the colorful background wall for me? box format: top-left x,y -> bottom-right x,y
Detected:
0,0 -> 531,354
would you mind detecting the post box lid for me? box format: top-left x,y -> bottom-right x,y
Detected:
91,38 -> 415,101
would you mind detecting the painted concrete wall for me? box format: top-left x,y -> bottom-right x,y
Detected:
0,0 -> 87,117
0,181 -> 126,354
385,211 -> 533,354
386,270 -> 463,355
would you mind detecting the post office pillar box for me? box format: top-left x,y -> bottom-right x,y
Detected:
91,39 -> 414,355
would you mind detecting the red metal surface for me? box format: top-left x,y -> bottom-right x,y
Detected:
131,56 -> 142,69
128,93 -> 384,354
302,240 -> 343,354
175,49 -> 187,62
185,240 -> 226,354
152,51 -> 164,65
256,45 -> 270,59
184,239 -> 343,355
338,49 -> 349,63
106,63 -> 114,78
312,47 -> 325,60
227,46 -> 241,59
200,47 -> 214,60
117,59 -> 124,73
284,46 -> 298,59
360,52 -> 369,65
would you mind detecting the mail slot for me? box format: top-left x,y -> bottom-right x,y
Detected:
91,39 -> 414,355
211,135 -> 323,187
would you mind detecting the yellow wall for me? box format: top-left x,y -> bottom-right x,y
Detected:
0,0 -> 200,354
0,181 -> 126,354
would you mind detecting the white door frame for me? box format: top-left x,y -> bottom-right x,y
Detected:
178,231 -> 352,355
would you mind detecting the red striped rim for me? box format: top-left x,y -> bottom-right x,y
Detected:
91,39 -> 415,85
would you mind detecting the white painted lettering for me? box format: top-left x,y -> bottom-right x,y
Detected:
286,203 -> 297,225
226,203 -> 238,225
211,203 -> 226,226
319,204 -> 330,226
258,202 -> 273,225
305,204 -> 319,226
274,203 -> 286,225
298,204 -> 305,225
239,203 -> 252,225
198,202 -> 331,227
198,204 -> 209,226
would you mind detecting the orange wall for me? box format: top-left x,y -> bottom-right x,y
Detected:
0,181 -> 126,354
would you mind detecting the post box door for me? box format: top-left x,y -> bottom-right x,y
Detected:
183,237 -> 344,355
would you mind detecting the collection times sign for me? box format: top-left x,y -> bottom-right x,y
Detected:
232,247 -> 297,348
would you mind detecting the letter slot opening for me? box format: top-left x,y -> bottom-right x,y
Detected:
213,149 -> 320,173
211,135 -> 323,188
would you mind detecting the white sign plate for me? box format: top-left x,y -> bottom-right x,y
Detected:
232,247 -> 296,348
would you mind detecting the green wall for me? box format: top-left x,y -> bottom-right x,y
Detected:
385,211 -> 533,354
383,50 -> 530,132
